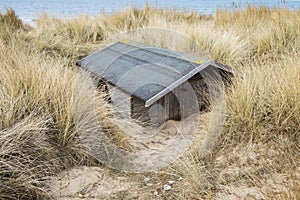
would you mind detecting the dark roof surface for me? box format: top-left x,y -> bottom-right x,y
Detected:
77,41 -> 231,107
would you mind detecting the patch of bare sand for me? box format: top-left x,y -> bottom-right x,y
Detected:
215,170 -> 300,200
214,143 -> 300,200
49,165 -> 187,199
49,114 -> 203,199
49,113 -> 210,199
115,112 -> 204,152
49,166 -> 146,199
52,112 -> 297,199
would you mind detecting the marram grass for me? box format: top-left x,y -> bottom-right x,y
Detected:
0,5 -> 299,199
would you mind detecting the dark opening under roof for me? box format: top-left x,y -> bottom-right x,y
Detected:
76,41 -> 231,107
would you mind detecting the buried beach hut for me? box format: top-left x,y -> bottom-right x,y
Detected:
77,41 -> 232,126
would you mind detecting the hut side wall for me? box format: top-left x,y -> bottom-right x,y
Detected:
129,73 -> 210,126
131,97 -> 167,126
164,91 -> 181,120
149,98 -> 168,126
187,73 -> 209,110
131,97 -> 151,124
164,73 -> 208,120
189,79 -> 208,111
107,84 -> 131,119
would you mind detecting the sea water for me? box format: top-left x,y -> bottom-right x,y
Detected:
0,0 -> 299,24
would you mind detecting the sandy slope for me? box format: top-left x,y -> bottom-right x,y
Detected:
49,112 -> 299,199
49,113 -> 206,199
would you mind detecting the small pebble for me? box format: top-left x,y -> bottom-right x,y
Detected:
168,180 -> 175,184
153,191 -> 158,196
144,177 -> 151,182
163,184 -> 172,191
146,183 -> 153,186
178,177 -> 183,181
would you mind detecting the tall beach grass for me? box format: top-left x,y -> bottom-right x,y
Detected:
0,5 -> 299,199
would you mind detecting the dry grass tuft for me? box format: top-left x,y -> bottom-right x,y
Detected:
0,9 -> 25,42
0,117 -> 55,200
0,5 -> 299,199
0,22 -> 98,198
216,6 -> 300,57
225,56 -> 300,143
0,8 -> 23,30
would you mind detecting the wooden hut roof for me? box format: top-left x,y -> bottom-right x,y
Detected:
76,41 -> 232,107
